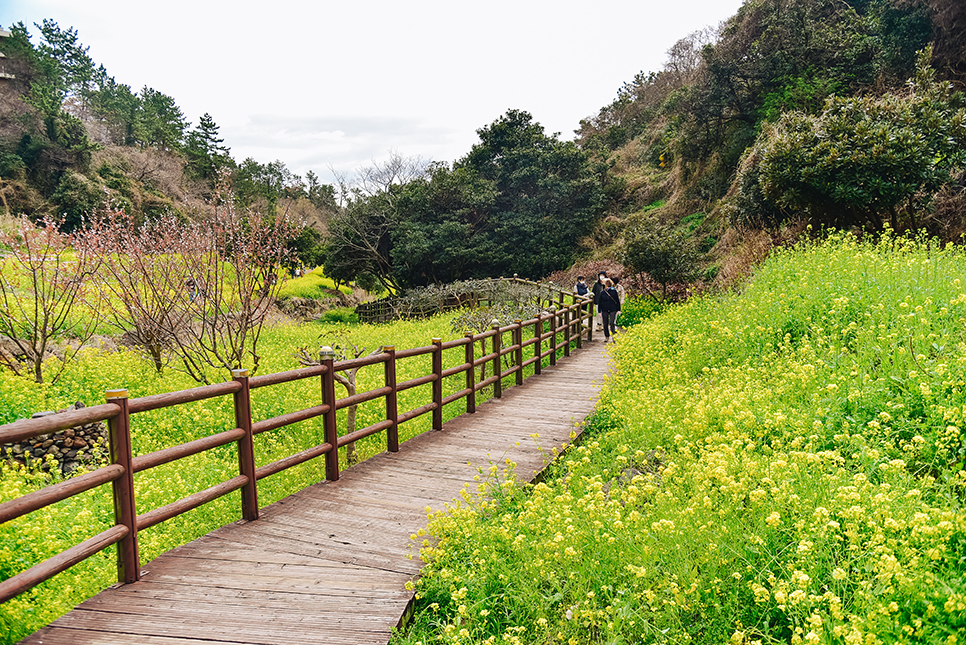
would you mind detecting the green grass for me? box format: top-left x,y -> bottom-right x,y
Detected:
317,307 -> 359,324
393,231 -> 966,645
277,266 -> 353,300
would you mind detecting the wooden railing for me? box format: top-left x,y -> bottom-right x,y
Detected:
0,279 -> 595,604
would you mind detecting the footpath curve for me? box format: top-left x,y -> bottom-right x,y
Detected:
20,338 -> 612,645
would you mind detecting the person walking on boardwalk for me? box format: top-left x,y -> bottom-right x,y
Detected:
597,278 -> 621,342
591,271 -> 607,330
574,275 -> 589,312
612,276 -> 626,328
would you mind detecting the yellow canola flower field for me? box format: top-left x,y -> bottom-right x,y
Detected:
398,232 -> 966,645
0,314 -> 470,643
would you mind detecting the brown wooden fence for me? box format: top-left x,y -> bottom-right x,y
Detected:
0,279 -> 595,605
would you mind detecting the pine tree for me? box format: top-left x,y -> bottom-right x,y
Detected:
185,113 -> 231,182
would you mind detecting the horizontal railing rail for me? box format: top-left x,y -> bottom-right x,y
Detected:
0,278 -> 595,605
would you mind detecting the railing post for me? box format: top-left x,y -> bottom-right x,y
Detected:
513,320 -> 524,386
534,315 -> 542,375
549,307 -> 557,367
465,333 -> 476,414
320,348 -> 340,481
106,388 -> 139,584
491,322 -> 502,399
588,301 -> 595,342
432,338 -> 443,430
384,346 -> 399,452
575,301 -> 584,349
563,306 -> 571,358
232,369 -> 258,522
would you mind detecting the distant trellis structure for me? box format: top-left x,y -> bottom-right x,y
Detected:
355,277 -> 574,324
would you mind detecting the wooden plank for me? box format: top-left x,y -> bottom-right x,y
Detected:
23,628 -> 258,645
82,580 -> 412,615
41,611 -> 391,645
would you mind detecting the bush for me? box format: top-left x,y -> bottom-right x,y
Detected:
621,217 -> 702,300
616,294 -> 665,327
318,307 -> 359,324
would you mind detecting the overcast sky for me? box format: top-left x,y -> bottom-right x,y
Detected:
1,0 -> 746,184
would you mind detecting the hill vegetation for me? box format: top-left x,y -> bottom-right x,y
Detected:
0,20 -> 329,266
4,2 -> 966,297
574,0 -> 966,289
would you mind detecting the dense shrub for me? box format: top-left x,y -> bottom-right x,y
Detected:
616,295 -> 665,327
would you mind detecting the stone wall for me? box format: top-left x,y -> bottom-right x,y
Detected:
1,402 -> 108,475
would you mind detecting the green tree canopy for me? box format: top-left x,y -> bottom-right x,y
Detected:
325,112 -> 604,290
184,113 -> 231,183
135,86 -> 187,151
389,163 -> 495,286
455,109 -> 604,280
233,158 -> 297,209
732,48 -> 966,231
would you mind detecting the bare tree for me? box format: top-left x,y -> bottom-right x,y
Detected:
160,187 -> 298,382
0,216 -> 100,383
83,183 -> 299,383
78,209 -> 189,371
296,332 -> 381,464
664,26 -> 721,88
355,149 -> 429,201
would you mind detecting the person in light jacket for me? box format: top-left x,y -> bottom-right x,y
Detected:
597,278 -> 621,342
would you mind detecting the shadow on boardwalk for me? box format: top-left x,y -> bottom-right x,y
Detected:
21,340 -> 612,645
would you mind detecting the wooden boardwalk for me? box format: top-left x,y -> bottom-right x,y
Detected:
20,340 -> 611,645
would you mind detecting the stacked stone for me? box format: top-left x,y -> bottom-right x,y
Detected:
1,402 -> 108,475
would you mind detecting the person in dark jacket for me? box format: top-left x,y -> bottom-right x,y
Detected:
591,271 -> 607,330
597,278 -> 621,342
574,275 -> 589,312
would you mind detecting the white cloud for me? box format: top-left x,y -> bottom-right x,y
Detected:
1,0 -> 747,183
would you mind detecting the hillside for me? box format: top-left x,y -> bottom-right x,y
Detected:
2,2 -> 966,298
0,21 -> 331,267
575,0 -> 966,291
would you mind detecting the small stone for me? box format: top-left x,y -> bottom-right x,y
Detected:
66,450 -> 77,459
41,439 -> 54,449
65,428 -> 75,437
73,438 -> 88,449
63,437 -> 74,448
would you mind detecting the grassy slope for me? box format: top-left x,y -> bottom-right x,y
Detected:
396,232 -> 966,645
